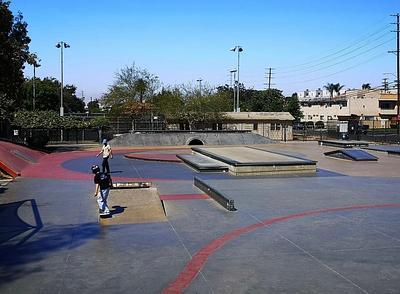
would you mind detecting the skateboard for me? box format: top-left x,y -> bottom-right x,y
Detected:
99,212 -> 112,218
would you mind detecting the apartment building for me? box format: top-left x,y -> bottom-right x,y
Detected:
298,88 -> 398,128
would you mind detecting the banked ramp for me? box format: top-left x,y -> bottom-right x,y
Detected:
111,132 -> 275,147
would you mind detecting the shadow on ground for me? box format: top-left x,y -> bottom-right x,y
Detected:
0,199 -> 103,285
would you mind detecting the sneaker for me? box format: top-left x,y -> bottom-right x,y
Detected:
99,209 -> 104,214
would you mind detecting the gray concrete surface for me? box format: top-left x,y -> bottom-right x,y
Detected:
111,132 -> 275,146
1,141 -> 400,293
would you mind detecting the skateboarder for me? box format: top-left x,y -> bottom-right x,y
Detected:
96,139 -> 113,174
91,164 -> 112,216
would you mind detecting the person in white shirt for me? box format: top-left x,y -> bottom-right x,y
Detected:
96,139 -> 113,174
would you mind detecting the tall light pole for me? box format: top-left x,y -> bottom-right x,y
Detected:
230,46 -> 243,112
28,53 -> 41,110
33,60 -> 41,110
197,78 -> 203,96
230,69 -> 237,112
55,41 -> 70,116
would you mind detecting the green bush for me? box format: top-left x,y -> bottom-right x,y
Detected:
26,133 -> 49,148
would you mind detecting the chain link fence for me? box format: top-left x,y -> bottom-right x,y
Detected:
293,119 -> 400,144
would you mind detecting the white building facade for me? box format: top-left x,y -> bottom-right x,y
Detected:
298,88 -> 398,128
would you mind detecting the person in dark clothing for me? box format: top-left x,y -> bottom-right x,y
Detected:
91,164 -> 112,216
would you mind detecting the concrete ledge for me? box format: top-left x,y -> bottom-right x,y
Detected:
194,177 -> 236,211
192,146 -> 317,175
318,140 -> 369,148
112,181 -> 152,189
177,154 -> 229,172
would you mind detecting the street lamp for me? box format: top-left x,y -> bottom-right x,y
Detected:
196,78 -> 203,96
230,46 -> 243,112
55,41 -> 70,116
230,69 -> 237,112
28,53 -> 41,110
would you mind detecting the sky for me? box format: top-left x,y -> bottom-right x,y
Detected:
9,0 -> 400,102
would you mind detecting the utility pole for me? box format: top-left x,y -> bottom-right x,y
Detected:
389,13 -> 400,134
265,67 -> 275,90
382,78 -> 389,93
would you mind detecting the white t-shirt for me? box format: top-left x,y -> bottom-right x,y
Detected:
101,144 -> 111,158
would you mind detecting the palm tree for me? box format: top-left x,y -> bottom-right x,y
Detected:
333,83 -> 344,96
361,83 -> 371,90
325,83 -> 344,99
324,83 -> 335,99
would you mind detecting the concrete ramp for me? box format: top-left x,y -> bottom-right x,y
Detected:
111,132 -> 275,147
99,187 -> 167,225
0,141 -> 46,177
192,146 -> 317,176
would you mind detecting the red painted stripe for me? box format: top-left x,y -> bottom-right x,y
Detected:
162,203 -> 400,294
0,160 -> 19,177
160,194 -> 209,201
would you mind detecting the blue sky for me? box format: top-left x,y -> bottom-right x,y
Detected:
10,0 -> 400,101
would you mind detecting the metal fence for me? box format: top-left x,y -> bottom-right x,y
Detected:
294,120 -> 400,144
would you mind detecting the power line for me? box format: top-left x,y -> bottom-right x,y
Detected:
278,37 -> 394,78
278,22 -> 391,70
286,52 -> 388,85
279,32 -> 392,75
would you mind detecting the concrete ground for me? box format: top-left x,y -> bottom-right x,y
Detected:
1,141 -> 400,293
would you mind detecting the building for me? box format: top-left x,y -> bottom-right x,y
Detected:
298,88 -> 399,128
167,112 -> 295,141
222,112 -> 294,141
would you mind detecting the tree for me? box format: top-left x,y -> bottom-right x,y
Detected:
22,77 -> 85,113
324,82 -> 344,99
333,83 -> 345,95
87,99 -> 101,113
285,93 -> 303,121
153,87 -> 183,124
101,63 -> 160,116
246,88 -> 285,112
0,1 -> 31,119
153,84 -> 230,130
324,83 -> 335,99
362,83 -> 371,90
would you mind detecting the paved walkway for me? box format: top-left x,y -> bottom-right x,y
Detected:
1,141 -> 400,293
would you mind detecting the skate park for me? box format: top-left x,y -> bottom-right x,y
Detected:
1,134 -> 400,294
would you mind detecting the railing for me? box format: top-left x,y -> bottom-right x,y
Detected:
294,126 -> 400,144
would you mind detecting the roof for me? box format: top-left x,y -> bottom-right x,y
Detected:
224,112 -> 295,121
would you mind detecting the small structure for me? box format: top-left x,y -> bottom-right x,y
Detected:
222,112 -> 295,141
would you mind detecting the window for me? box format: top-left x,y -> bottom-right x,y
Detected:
253,123 -> 258,131
379,101 -> 396,109
271,123 -> 281,131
